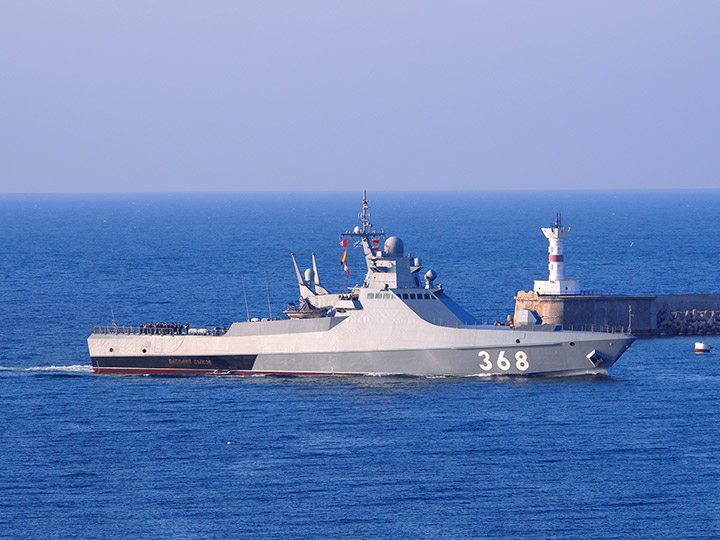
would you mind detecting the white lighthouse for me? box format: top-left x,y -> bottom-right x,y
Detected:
533,214 -> 580,295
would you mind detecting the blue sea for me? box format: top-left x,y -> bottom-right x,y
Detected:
1,191 -> 719,539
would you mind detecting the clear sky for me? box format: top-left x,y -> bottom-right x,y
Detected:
1,1 -> 719,192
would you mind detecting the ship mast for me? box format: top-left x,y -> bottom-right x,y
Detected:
359,189 -> 372,233
341,190 -> 385,270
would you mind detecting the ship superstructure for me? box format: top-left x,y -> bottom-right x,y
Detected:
88,192 -> 634,376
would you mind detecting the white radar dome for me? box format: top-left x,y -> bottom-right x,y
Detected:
384,236 -> 404,257
304,268 -> 314,282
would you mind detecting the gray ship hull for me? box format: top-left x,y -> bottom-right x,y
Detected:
250,340 -> 631,376
89,320 -> 633,377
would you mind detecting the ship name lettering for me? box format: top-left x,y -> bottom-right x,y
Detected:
168,358 -> 192,365
193,359 -> 212,365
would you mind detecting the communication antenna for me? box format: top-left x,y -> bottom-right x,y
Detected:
241,271 -> 250,322
264,269 -> 273,319
359,188 -> 372,233
110,306 -> 117,328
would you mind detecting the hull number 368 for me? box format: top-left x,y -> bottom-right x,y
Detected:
478,350 -> 529,372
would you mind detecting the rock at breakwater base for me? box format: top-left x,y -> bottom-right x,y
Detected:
658,309 -> 720,336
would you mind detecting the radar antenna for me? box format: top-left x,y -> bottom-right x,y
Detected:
359,189 -> 372,233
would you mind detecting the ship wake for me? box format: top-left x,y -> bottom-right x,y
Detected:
0,364 -> 93,373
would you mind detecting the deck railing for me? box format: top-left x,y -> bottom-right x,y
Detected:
428,319 -> 631,334
92,320 -> 631,336
562,324 -> 631,335
91,325 -> 227,336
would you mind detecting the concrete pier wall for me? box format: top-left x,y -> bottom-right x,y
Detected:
514,291 -> 720,336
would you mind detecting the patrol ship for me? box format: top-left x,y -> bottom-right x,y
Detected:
88,192 -> 634,376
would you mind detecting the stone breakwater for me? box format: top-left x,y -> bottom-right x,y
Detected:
657,309 -> 720,336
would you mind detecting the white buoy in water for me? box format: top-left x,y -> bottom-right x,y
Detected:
695,342 -> 711,353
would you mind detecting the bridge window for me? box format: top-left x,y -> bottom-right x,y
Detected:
410,293 -> 416,300
367,293 -> 375,299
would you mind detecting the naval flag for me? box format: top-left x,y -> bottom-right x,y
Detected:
341,249 -> 350,275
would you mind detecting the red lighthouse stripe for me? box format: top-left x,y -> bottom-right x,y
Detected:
549,255 -> 564,262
